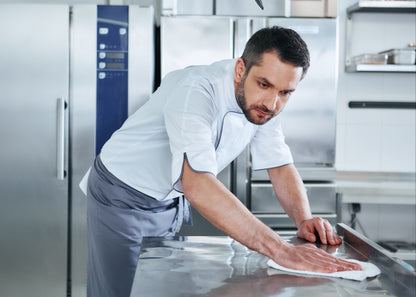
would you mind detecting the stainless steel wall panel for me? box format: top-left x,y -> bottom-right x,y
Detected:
70,6 -> 97,297
0,4 -> 69,297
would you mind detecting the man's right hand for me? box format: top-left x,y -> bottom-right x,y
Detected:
272,242 -> 362,273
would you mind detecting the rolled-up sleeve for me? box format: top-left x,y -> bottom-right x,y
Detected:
163,79 -> 218,192
250,116 -> 293,170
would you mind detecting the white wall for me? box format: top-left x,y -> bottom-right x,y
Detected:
342,203 -> 416,243
336,0 -> 416,173
336,0 -> 415,245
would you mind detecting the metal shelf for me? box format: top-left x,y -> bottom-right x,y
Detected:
347,0 -> 416,18
345,1 -> 416,73
346,63 -> 416,73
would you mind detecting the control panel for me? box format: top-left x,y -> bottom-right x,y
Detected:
96,5 -> 129,155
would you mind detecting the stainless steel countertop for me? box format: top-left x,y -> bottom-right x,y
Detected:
130,224 -> 416,297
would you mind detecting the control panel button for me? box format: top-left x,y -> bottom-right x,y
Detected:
99,27 -> 109,35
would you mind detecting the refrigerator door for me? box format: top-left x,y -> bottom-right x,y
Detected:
160,15 -> 235,189
161,16 -> 234,78
268,18 -> 338,167
0,5 -> 69,297
160,16 -> 233,235
70,6 -> 155,297
70,5 -> 96,297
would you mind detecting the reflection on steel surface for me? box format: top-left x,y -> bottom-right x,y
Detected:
130,232 -> 415,297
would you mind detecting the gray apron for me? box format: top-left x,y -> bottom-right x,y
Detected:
87,156 -> 192,297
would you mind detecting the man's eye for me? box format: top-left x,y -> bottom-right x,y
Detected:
259,82 -> 268,88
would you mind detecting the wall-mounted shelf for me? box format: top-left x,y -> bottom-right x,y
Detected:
346,64 -> 416,73
347,1 -> 416,19
345,1 -> 416,73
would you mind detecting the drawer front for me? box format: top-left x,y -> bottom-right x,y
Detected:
251,183 -> 336,213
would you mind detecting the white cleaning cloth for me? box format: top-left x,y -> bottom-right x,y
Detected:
267,259 -> 380,281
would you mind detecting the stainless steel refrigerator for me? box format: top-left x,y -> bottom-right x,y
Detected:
237,17 -> 339,231
0,4 -> 154,297
160,8 -> 338,234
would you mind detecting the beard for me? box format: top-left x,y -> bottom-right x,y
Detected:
236,74 -> 276,125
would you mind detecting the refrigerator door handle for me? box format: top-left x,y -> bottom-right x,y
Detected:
56,97 -> 66,180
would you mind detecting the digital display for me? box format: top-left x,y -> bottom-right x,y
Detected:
105,52 -> 125,59
105,63 -> 125,69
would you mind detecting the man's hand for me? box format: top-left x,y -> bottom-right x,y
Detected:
273,242 -> 362,273
296,217 -> 342,245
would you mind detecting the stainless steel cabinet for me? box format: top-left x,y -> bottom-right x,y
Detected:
0,5 -> 155,297
0,5 -> 69,297
70,6 -> 155,297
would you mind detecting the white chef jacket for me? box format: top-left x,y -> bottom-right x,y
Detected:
97,59 -> 293,201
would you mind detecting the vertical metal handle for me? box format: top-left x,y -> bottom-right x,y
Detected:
56,98 -> 66,180
284,0 -> 291,17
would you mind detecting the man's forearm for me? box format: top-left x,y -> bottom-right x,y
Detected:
181,159 -> 289,259
267,164 -> 313,228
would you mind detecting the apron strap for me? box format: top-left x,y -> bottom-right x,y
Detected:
169,195 -> 193,233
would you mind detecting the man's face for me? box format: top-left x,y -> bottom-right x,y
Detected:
234,52 -> 303,125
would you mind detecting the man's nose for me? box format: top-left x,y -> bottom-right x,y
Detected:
263,93 -> 279,111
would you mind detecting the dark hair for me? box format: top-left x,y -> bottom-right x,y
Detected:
241,26 -> 310,79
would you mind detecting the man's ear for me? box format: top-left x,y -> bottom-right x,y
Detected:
234,58 -> 246,84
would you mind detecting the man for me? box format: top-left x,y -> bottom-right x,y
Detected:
84,26 -> 361,297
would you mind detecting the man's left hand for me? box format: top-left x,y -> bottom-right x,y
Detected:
296,217 -> 342,245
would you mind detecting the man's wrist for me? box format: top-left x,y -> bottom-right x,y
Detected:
295,215 -> 313,229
